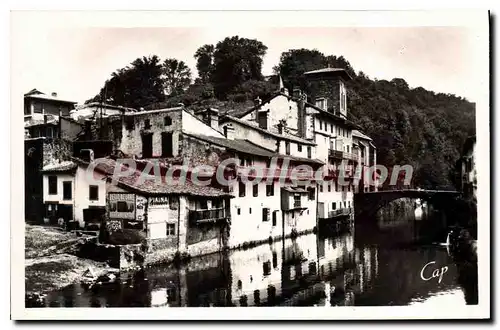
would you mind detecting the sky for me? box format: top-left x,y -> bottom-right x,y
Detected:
12,25 -> 479,104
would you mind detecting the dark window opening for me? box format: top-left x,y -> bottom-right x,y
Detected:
48,176 -> 57,195
144,119 -> 151,130
263,261 -> 271,276
34,103 -> 43,114
285,142 -> 290,155
169,196 -> 179,210
319,185 -> 323,193
164,116 -> 172,126
125,116 -> 135,130
166,223 -> 176,236
272,251 -> 278,268
199,199 -> 208,210
237,208 -> 241,215
308,188 -> 315,200
89,185 -> 98,201
298,144 -> 302,152
239,182 -> 246,197
249,208 -> 252,214
142,133 -> 153,158
257,111 -> 268,130
62,181 -> 72,200
328,184 -> 331,192
253,184 -> 258,197
162,132 -> 173,157
332,202 -> 336,210
307,146 -> 312,158
272,211 -> 277,226
254,290 -> 261,305
266,183 -> 274,196
262,208 -> 270,222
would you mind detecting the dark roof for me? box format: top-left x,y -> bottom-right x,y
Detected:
303,68 -> 353,81
185,132 -> 324,165
24,92 -> 77,104
74,157 -> 232,197
305,103 -> 361,130
220,115 -> 317,146
225,91 -> 285,118
183,132 -> 275,158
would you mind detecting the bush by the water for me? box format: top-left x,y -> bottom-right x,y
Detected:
100,229 -> 146,245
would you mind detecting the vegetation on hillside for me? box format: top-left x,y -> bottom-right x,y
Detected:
86,38 -> 475,190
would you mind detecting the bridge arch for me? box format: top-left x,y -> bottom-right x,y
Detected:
353,190 -> 461,221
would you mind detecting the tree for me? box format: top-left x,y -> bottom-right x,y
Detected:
89,55 -> 165,109
211,36 -> 268,99
163,58 -> 192,96
273,48 -> 326,91
194,44 -> 215,83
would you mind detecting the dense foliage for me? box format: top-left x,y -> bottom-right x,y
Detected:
88,41 -> 475,190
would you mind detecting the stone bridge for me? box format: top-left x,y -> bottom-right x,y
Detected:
353,189 -> 461,220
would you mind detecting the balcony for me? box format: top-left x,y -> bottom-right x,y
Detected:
328,208 -> 352,218
328,150 -> 358,162
188,208 -> 228,224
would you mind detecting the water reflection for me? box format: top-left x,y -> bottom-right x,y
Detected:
42,222 -> 477,307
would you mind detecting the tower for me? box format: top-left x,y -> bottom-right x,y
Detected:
303,68 -> 352,118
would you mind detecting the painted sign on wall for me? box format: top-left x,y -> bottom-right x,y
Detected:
108,193 -> 136,220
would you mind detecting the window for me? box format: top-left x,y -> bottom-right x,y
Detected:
307,146 -> 312,159
125,116 -> 135,130
48,176 -> 57,195
298,144 -> 302,152
144,119 -> 151,129
308,188 -> 315,200
348,184 -> 351,192
240,157 -> 245,166
141,133 -> 153,158
166,223 -> 176,236
239,182 -> 246,197
332,202 -> 336,210
331,124 -> 333,133
237,208 -> 241,215
254,290 -> 261,305
257,111 -> 268,130
161,132 -> 173,157
328,184 -> 331,192
285,142 -> 290,155
272,211 -> 277,226
348,201 -> 351,208
253,184 -> 259,197
164,116 -> 172,126
335,181 -> 339,192
169,196 -> 179,210
199,199 -> 208,210
249,208 -> 252,214
34,103 -> 43,114
344,201 -> 347,208
262,208 -> 270,222
46,126 -> 54,138
89,185 -> 98,201
293,194 -> 301,208
266,183 -> 274,196
263,261 -> 271,276
319,120 -> 323,130
347,145 -> 350,153
62,181 -> 72,200
319,185 -> 323,193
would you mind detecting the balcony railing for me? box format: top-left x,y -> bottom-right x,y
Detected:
328,150 -> 359,162
328,208 -> 352,218
188,207 -> 228,224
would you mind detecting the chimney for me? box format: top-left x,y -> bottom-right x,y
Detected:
253,97 -> 261,121
292,87 -> 302,99
51,92 -> 57,97
80,149 -> 95,162
224,124 -> 235,140
209,108 -> 219,130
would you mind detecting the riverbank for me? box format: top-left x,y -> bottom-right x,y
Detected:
25,225 -> 116,298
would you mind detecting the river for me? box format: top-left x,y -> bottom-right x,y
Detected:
39,206 -> 478,307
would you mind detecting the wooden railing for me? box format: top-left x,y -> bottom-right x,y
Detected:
188,207 -> 228,223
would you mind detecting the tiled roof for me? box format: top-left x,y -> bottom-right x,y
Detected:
75,102 -> 138,113
24,93 -> 77,104
75,157 -> 231,197
221,115 -> 317,146
185,133 -> 324,165
41,160 -> 77,173
352,130 -> 372,141
303,68 -> 353,80
184,132 -> 275,158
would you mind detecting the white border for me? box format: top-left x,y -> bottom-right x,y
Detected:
10,9 -> 490,320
